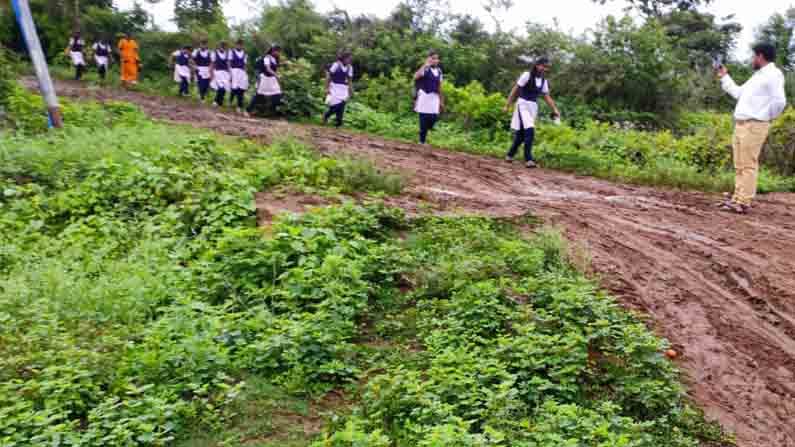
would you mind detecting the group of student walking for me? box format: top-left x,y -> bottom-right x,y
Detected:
169,41 -> 357,126
170,40 -> 286,118
68,31 -> 561,169
67,31 -> 141,87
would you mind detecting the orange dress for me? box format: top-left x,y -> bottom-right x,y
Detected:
118,38 -> 140,83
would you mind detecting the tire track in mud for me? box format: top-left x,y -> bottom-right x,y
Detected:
36,79 -> 795,447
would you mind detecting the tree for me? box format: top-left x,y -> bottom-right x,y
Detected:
591,0 -> 713,17
755,8 -> 795,70
174,0 -> 225,30
659,10 -> 742,62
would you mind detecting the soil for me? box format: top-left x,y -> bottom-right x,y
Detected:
32,78 -> 795,447
254,189 -> 336,226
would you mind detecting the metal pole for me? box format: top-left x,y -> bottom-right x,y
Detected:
11,0 -> 63,128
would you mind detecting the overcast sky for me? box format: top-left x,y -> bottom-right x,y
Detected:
116,0 -> 794,59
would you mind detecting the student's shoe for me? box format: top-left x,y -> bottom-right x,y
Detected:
236,107 -> 242,114
243,111 -> 251,118
211,102 -> 218,108
505,156 -> 514,163
526,160 -> 538,169
719,201 -> 750,215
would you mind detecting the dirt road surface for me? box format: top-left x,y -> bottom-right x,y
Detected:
32,79 -> 795,447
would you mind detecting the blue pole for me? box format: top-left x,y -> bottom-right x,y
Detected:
10,0 -> 63,128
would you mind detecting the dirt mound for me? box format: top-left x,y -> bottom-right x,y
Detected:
37,78 -> 795,447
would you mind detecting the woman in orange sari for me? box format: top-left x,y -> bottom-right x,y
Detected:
118,33 -> 140,87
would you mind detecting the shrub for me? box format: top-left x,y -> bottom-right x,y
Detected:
765,107 -> 795,175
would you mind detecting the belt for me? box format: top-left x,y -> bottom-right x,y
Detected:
735,119 -> 769,124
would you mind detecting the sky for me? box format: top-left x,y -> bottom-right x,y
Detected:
115,0 -> 794,59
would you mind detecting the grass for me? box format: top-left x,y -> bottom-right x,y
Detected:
1,84 -> 739,447
176,377 -> 337,447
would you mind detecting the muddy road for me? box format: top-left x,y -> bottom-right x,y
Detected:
37,79 -> 795,446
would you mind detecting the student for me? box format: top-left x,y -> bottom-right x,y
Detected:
247,45 -> 282,117
118,32 -> 140,87
193,41 -> 213,101
229,40 -> 249,114
92,38 -> 112,80
67,31 -> 86,81
323,51 -> 354,127
717,43 -> 787,214
413,50 -> 444,144
171,45 -> 193,97
210,41 -> 231,107
502,56 -> 561,168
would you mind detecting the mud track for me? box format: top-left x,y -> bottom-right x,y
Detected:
37,79 -> 795,446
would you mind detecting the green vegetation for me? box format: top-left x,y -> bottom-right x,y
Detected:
0,87 -> 735,446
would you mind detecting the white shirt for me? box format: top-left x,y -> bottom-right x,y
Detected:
722,63 -> 787,121
516,72 -> 550,95
510,72 -> 550,130
329,61 -> 354,81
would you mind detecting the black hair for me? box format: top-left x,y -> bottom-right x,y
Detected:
428,49 -> 439,58
752,43 -> 776,63
236,39 -> 244,45
530,56 -> 550,79
338,50 -> 352,61
268,45 -> 282,56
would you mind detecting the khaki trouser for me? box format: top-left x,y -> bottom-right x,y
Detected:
732,120 -> 771,206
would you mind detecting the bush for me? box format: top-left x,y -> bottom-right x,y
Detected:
765,107 -> 795,175
277,58 -> 325,118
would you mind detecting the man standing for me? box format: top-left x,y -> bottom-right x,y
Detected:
323,51 -> 354,127
229,40 -> 249,114
414,50 -> 444,145
118,32 -> 140,87
717,43 -> 787,214
171,45 -> 193,97
503,56 -> 561,169
193,40 -> 213,102
211,41 -> 231,107
92,37 -> 112,81
67,30 -> 86,81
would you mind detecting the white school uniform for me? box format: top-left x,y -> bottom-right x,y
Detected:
68,38 -> 85,66
256,55 -> 282,96
511,72 -> 550,130
193,49 -> 213,80
326,62 -> 354,106
92,43 -> 110,67
172,50 -> 192,82
414,67 -> 442,114
210,50 -> 231,90
230,49 -> 249,90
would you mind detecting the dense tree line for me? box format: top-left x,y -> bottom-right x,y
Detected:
2,0 -> 794,124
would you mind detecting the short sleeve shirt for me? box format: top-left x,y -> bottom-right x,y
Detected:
516,72 -> 550,95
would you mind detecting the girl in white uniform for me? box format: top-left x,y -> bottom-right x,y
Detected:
502,57 -> 561,168
247,45 -> 283,117
92,39 -> 111,80
413,50 -> 444,144
171,46 -> 193,97
323,51 -> 354,127
229,40 -> 249,114
192,41 -> 213,101
210,42 -> 231,107
67,31 -> 86,81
